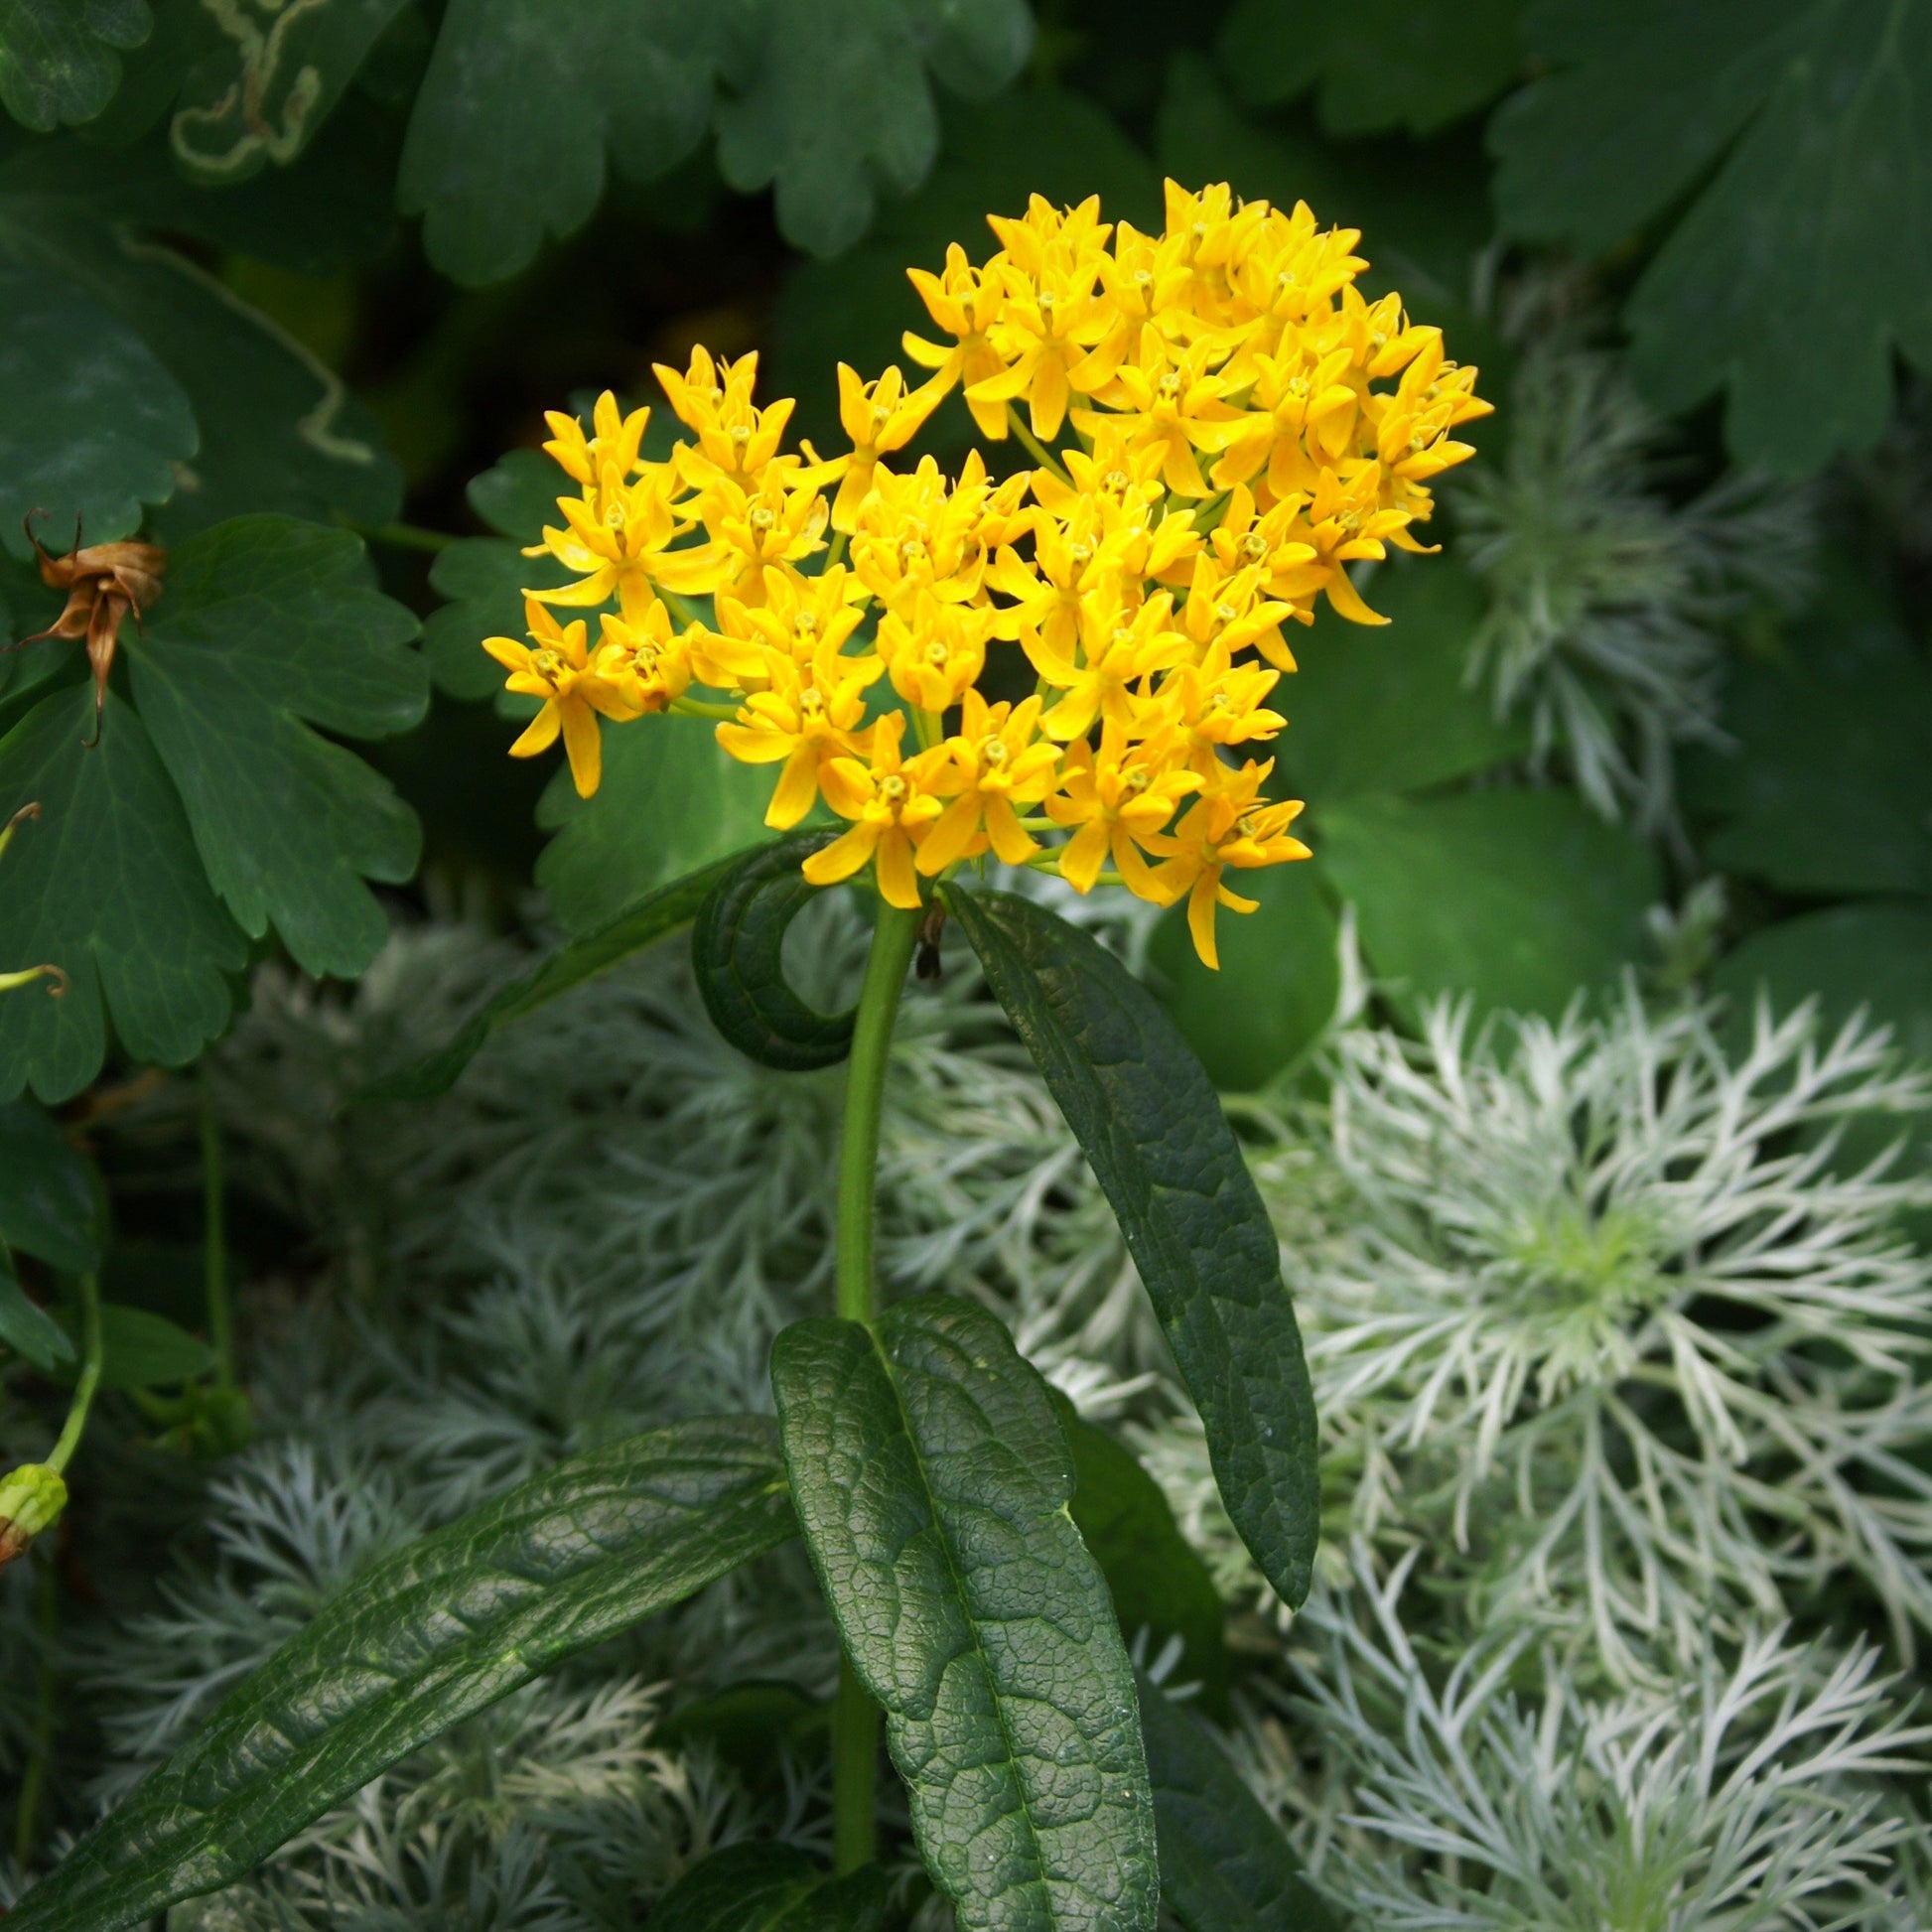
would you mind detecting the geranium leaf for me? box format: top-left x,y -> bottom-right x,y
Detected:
535,714 -> 775,935
362,843 -> 761,1102
0,259 -> 196,549
944,887 -> 1320,1608
691,834 -> 856,1072
4,1416 -> 797,1932
1491,0 -> 1932,473
0,153 -> 403,553
716,0 -> 1034,257
0,1098 -> 98,1271
398,0 -> 758,286
0,0 -> 149,131
652,1844 -> 892,1932
166,0 -> 405,183
1217,0 -> 1524,134
772,1295 -> 1160,1932
1316,788 -> 1660,1025
126,516 -> 425,979
1136,1677 -> 1338,1932
1691,569 -> 1932,897
0,682 -> 246,1104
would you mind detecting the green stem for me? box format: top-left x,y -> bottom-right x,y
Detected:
668,696 -> 739,721
829,897 -> 921,1872
13,1560 -> 56,1868
1006,405 -> 1073,485
200,1065 -> 235,1389
354,521 -> 455,555
48,1273 -> 101,1476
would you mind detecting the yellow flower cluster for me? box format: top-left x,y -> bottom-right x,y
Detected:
485,181 -> 1488,967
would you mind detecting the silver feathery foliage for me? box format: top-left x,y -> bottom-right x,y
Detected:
1455,344 -> 1814,830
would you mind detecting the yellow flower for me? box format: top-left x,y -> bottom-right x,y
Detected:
540,389 -> 652,490
1073,327 -> 1239,498
655,470 -> 828,601
916,691 -> 1061,873
1043,724 -> 1200,896
484,597 -> 639,798
715,564 -> 873,683
819,363 -> 946,532
1153,641 -> 1287,774
803,712 -> 951,908
967,241 -> 1111,441
1024,593 -> 1189,742
1148,762 -> 1311,968
595,590 -> 695,714
654,345 -> 802,494
902,243 -> 1014,439
715,624 -> 880,829
878,593 -> 995,714
850,452 -> 1002,614
524,463 -> 689,610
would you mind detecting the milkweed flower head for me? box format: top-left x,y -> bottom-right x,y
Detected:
486,184 -> 1488,965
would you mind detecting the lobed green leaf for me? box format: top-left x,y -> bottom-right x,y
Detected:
126,516 -> 426,979
945,887 -> 1319,1607
5,1417 -> 797,1932
692,834 -> 856,1072
0,0 -> 149,132
773,1295 -> 1160,1932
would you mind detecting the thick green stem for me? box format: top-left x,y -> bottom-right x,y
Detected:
1006,405 -> 1073,485
829,897 -> 920,1872
200,1065 -> 235,1390
834,902 -> 921,1326
48,1273 -> 101,1475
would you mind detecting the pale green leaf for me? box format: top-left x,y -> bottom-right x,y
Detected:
0,0 -> 148,130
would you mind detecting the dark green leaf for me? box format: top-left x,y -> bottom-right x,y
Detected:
0,0 -> 149,130
945,888 -> 1319,1607
692,835 -> 855,1071
0,1272 -> 71,1370
1218,0 -> 1523,134
1275,556 -> 1529,804
1692,575 -> 1932,898
362,844 -> 760,1102
1151,863 -> 1338,1093
1714,900 -> 1932,1245
1316,788 -> 1660,1024
0,179 -> 403,552
0,1097 -> 99,1270
1157,52 -> 1499,311
772,1295 -> 1160,1932
128,516 -> 427,979
5,1416 -> 796,1932
53,1302 -> 215,1389
167,0 -> 405,182
0,683 -> 246,1104
398,0 -> 756,286
654,1682 -> 825,1789
1492,0 -> 1932,474
1063,1409 -> 1228,1716
771,86 -> 1158,453
717,0 -> 1034,258
536,715 -> 775,936
0,259 -> 196,548
1136,1677 -> 1338,1932
423,537 -> 573,702
652,1844 -> 891,1932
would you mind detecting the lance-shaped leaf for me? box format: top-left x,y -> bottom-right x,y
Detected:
127,515 -> 428,980
944,887 -> 1318,1606
692,834 -> 856,1071
4,1416 -> 796,1932
773,1295 -> 1160,1932
1136,1677 -> 1338,1932
362,843 -> 762,1103
652,1843 -> 892,1931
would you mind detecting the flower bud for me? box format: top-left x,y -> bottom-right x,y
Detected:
0,1462 -> 68,1569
